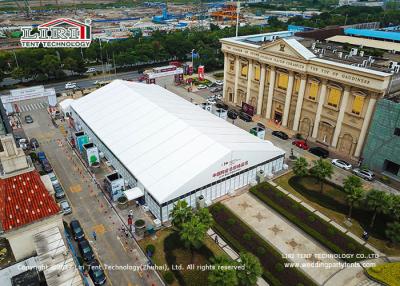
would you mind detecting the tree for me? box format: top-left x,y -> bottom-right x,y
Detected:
310,159 -> 333,193
170,200 -> 192,231
346,187 -> 364,220
343,175 -> 363,194
293,157 -> 308,177
180,215 -> 208,262
365,189 -> 388,228
197,207 -> 214,230
237,252 -> 262,286
40,54 -> 61,78
208,256 -> 239,286
388,194 -> 400,221
386,221 -> 400,245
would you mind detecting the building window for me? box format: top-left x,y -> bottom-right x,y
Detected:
384,159 -> 400,176
394,127 -> 400,136
294,78 -> 300,93
309,82 -> 319,100
352,95 -> 364,115
241,63 -> 248,77
277,73 -> 288,90
254,65 -> 260,81
327,87 -> 341,108
229,60 -> 235,72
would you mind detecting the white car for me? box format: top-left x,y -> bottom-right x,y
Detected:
215,80 -> 223,85
65,82 -> 77,89
331,159 -> 352,170
352,168 -> 375,181
86,67 -> 96,73
206,98 -> 216,104
197,84 -> 207,90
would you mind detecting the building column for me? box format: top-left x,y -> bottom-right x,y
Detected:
233,56 -> 240,104
222,53 -> 229,101
331,86 -> 351,148
257,64 -> 266,115
245,60 -> 254,103
354,97 -> 377,157
293,75 -> 307,131
265,66 -> 276,119
312,79 -> 328,138
282,71 -> 295,127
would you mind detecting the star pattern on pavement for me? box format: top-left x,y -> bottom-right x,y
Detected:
286,238 -> 301,250
268,224 -> 283,235
238,201 -> 251,210
253,212 -> 267,222
306,254 -> 321,263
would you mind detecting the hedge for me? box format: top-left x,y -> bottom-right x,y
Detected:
210,203 -> 317,286
250,182 -> 373,262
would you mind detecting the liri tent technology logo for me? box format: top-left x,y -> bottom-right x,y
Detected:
20,18 -> 91,48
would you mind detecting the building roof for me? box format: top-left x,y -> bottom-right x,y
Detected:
344,28 -> 400,42
0,171 -> 60,232
71,80 -> 284,204
327,35 -> 400,53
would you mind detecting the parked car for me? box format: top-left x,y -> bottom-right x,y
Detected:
215,94 -> 223,100
210,86 -> 223,93
60,200 -> 72,215
206,98 -> 216,105
89,260 -> 107,285
292,140 -> 309,150
352,168 -> 375,181
48,172 -> 58,183
37,151 -> 46,162
331,159 -> 352,170
238,112 -> 252,122
54,183 -> 65,199
271,131 -> 289,140
215,80 -> 224,86
24,115 -> 33,124
18,138 -> 30,150
65,82 -> 77,89
207,82 -> 217,88
215,102 -> 228,110
308,147 -> 329,158
78,239 -> 95,262
227,109 -> 238,120
70,220 -> 85,240
197,84 -> 207,90
256,122 -> 265,129
41,158 -> 53,173
30,138 -> 39,149
86,67 -> 96,73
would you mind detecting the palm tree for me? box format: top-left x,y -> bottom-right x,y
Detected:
237,252 -> 262,286
346,187 -> 364,220
208,256 -> 239,286
180,215 -> 207,263
197,207 -> 214,230
170,200 -> 192,231
293,157 -> 308,178
343,175 -> 363,194
365,189 -> 388,228
388,194 -> 400,221
310,159 -> 333,193
385,221 -> 400,246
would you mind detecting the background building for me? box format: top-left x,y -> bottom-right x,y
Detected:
362,98 -> 400,180
221,31 -> 400,160
69,80 -> 285,222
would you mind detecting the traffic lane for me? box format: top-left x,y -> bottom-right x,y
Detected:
22,110 -> 156,286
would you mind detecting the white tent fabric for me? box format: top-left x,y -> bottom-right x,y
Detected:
124,187 -> 144,201
59,98 -> 74,114
71,80 -> 284,204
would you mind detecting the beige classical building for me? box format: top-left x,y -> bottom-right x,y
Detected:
221,31 -> 400,159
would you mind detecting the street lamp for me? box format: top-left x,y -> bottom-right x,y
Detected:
191,49 -> 195,69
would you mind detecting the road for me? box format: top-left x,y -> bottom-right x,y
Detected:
20,101 -> 163,286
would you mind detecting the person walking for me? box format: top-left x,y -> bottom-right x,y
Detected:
92,231 -> 97,241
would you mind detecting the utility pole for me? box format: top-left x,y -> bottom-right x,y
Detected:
235,1 -> 240,37
99,39 -> 106,81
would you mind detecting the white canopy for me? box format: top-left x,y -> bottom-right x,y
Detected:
71,80 -> 284,204
124,187 -> 144,201
59,98 -> 74,114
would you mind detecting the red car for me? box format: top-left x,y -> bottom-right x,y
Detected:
292,140 -> 309,150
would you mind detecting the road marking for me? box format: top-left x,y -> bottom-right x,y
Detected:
117,236 -> 128,253
70,184 -> 82,193
92,224 -> 106,235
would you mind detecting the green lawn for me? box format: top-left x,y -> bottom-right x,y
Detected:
138,228 -> 226,286
366,262 -> 400,286
274,173 -> 400,256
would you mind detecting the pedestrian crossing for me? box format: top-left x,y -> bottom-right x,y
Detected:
18,102 -> 47,112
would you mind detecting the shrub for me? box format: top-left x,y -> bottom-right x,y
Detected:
307,215 -> 316,222
256,247 -> 266,256
117,196 -> 128,204
213,72 -> 224,79
243,233 -> 252,241
327,227 -> 336,236
275,263 -> 284,272
227,218 -> 236,225
146,244 -> 155,255
347,243 -> 356,251
135,219 -> 145,228
163,271 -> 175,284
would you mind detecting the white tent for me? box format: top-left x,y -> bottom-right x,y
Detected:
59,98 -> 74,114
124,187 -> 144,201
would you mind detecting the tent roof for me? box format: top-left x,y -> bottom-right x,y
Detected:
124,187 -> 144,201
71,80 -> 284,203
